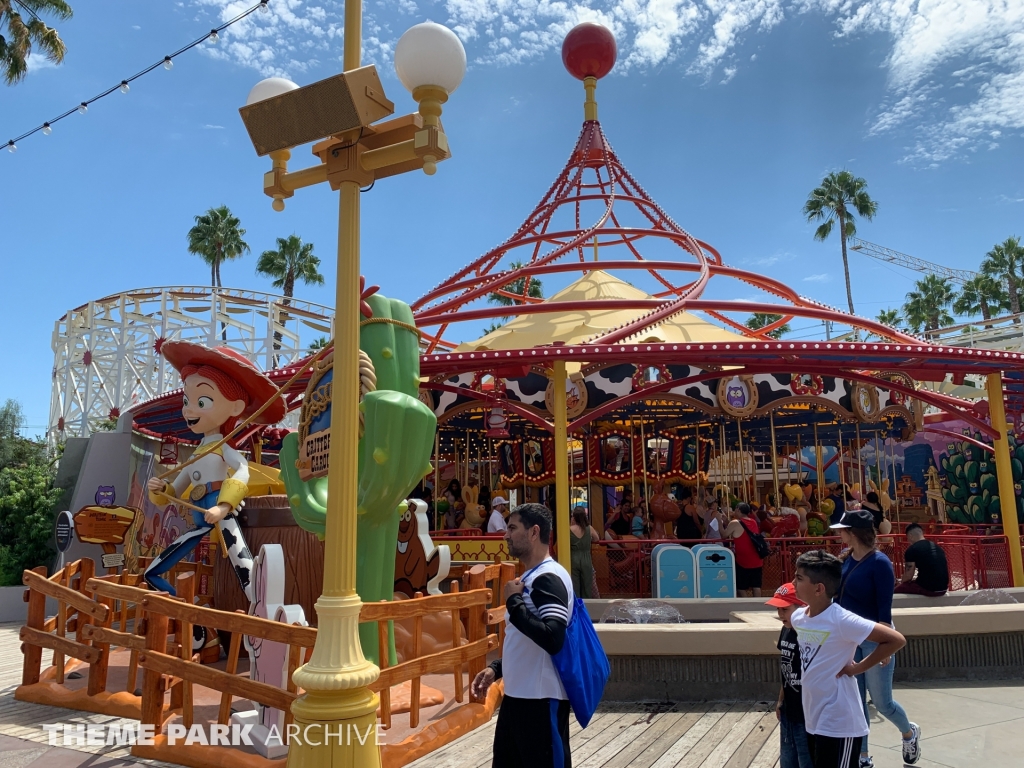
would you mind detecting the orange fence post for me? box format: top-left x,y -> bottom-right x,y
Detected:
21,566 -> 48,686
139,604 -> 169,729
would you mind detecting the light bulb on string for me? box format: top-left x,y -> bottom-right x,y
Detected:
163,56 -> 173,70
120,80 -> 130,94
259,0 -> 269,12
78,103 -> 88,114
209,29 -> 219,43
6,141 -> 15,153
42,123 -> 52,135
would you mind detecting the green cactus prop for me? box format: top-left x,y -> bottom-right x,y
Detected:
279,291 -> 436,665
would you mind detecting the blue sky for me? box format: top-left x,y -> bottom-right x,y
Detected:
2,0 -> 1023,433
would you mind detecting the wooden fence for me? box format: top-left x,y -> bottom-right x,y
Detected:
18,558 -> 511,768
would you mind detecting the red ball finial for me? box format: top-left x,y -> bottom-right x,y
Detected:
561,23 -> 617,81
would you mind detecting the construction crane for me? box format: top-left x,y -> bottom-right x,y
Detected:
848,237 -> 978,285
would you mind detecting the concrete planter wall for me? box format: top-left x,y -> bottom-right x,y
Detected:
0,586 -> 56,623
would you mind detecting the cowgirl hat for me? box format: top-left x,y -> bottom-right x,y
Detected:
161,340 -> 286,424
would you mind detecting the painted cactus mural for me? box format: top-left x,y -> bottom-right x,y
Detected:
940,432 -> 1023,525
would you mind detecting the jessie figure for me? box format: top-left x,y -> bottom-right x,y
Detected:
145,342 -> 285,602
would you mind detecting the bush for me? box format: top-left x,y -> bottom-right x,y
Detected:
0,465 -> 61,586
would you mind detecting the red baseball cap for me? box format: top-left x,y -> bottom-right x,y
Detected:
765,582 -> 806,608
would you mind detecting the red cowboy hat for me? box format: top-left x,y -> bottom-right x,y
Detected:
160,341 -> 286,424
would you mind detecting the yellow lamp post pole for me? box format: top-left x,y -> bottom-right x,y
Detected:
239,3 -> 465,765
986,372 -> 1024,587
552,360 -> 572,571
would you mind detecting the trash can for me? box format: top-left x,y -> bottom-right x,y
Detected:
652,544 -> 696,599
693,544 -> 736,598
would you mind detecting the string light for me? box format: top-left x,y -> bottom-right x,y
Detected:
4,1 -> 271,156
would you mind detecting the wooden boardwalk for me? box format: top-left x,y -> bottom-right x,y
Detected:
0,622 -> 781,767
406,701 -> 781,768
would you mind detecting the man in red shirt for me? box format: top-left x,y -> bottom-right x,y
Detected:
726,502 -> 764,597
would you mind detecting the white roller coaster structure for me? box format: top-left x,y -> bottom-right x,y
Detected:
50,286 -> 334,440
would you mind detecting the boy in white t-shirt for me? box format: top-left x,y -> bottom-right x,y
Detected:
790,550 -> 906,768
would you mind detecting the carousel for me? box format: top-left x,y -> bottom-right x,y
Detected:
409,24 -> 1024,580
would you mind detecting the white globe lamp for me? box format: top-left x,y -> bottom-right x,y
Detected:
394,22 -> 466,174
246,77 -> 299,106
394,22 -> 466,95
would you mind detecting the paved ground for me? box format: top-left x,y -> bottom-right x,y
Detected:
2,623 -> 1021,767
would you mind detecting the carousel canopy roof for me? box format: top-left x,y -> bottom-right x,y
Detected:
455,270 -> 747,351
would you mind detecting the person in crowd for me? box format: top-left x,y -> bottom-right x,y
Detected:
827,483 -> 846,526
443,479 -> 464,529
604,504 -> 632,540
896,524 -> 949,596
630,505 -> 647,538
791,550 -> 907,768
414,486 -> 435,531
569,505 -> 599,599
768,583 -> 812,768
725,502 -> 764,597
832,510 -> 921,767
487,495 -> 509,534
470,504 -> 574,768
675,486 -> 704,543
703,499 -> 725,540
861,492 -> 884,531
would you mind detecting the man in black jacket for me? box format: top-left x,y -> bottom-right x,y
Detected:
470,503 -> 575,768
896,524 -> 949,596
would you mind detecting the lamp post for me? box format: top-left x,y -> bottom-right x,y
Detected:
239,6 -> 465,767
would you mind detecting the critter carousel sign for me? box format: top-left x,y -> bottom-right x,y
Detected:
296,350 -> 334,481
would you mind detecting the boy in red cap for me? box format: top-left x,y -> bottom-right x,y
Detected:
768,583 -> 812,768
145,341 -> 285,607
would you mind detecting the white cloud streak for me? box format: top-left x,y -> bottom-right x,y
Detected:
190,0 -> 1023,164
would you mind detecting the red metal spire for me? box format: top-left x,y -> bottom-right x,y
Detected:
411,25 -> 917,352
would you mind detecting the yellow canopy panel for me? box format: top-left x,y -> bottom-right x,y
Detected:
455,270 -> 748,351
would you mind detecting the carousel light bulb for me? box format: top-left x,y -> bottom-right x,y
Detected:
163,56 -> 174,70
42,123 -> 52,135
120,80 -> 130,94
78,103 -> 88,114
209,29 -> 219,43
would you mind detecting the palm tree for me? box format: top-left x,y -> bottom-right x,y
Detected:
903,275 -> 955,338
868,308 -> 903,340
187,206 -> 250,288
255,235 -> 324,299
745,312 -> 790,339
953,274 -> 1008,328
1,0 -> 72,85
309,336 -> 330,351
803,171 -> 878,316
256,235 -> 324,365
980,236 -> 1024,321
488,261 -> 543,319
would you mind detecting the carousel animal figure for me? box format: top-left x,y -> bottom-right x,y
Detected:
461,476 -> 486,529
649,479 -> 681,538
145,342 -> 286,607
395,499 -> 451,597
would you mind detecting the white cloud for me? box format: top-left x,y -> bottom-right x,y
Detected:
803,273 -> 830,282
187,0 -> 1024,164
26,53 -> 57,73
203,124 -> 226,129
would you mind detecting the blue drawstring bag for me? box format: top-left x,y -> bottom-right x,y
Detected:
551,596 -> 609,728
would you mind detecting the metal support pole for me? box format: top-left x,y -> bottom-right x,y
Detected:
552,360 -> 571,571
987,372 -> 1024,586
770,412 -> 781,509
